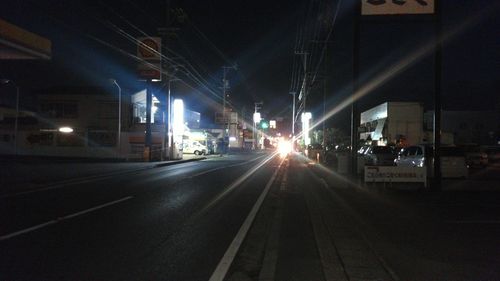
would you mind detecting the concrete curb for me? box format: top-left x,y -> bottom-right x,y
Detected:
154,157 -> 207,168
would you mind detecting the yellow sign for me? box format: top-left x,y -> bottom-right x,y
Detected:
137,37 -> 162,80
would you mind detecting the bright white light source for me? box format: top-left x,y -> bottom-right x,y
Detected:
253,112 -> 261,123
58,127 -> 74,133
229,136 -> 237,142
270,120 -> 276,129
278,139 -> 292,157
301,112 -> 312,146
301,112 -> 312,122
173,99 -> 184,137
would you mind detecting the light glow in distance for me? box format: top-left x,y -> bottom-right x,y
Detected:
278,139 -> 292,157
58,127 -> 74,133
253,112 -> 261,123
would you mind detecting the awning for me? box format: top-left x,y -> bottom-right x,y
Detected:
0,18 -> 51,60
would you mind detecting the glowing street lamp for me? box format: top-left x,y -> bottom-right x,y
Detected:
301,112 -> 312,146
253,112 -> 261,123
172,99 -> 184,140
252,112 -> 261,150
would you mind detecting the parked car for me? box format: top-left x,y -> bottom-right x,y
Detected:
305,143 -> 323,160
363,145 -> 396,166
395,145 -> 468,178
459,144 -> 488,168
183,141 -> 208,155
324,144 -> 350,166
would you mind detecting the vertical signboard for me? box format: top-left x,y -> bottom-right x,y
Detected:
137,37 -> 162,81
361,0 -> 434,15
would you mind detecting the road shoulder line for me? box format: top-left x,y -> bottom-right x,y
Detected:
0,196 -> 133,241
208,156 -> 284,281
258,160 -> 288,281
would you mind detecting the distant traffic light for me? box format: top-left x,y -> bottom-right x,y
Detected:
261,121 -> 269,129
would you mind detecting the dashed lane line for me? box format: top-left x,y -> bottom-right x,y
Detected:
0,196 -> 133,241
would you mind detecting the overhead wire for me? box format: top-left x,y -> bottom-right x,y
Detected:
95,1 -> 231,106
309,0 -> 343,88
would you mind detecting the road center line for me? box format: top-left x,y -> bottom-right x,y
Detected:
208,156 -> 284,281
0,196 -> 133,241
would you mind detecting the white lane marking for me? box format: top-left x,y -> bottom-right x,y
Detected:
0,196 -> 133,241
208,156 -> 284,281
445,220 -> 500,224
193,153 -> 278,219
260,159 -> 288,281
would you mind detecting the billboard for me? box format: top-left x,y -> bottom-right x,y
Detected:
361,0 -> 434,15
137,37 -> 162,81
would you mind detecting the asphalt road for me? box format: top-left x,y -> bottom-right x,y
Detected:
0,152 -> 281,280
1,152 -> 499,280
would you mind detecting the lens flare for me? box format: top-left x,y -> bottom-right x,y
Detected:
278,140 -> 292,157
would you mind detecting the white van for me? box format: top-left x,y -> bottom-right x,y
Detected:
395,145 -> 468,178
183,141 -> 208,155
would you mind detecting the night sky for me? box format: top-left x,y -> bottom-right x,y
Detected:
1,0 -> 498,132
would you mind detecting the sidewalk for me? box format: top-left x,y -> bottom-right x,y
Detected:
0,154 -> 211,197
225,156 -> 395,281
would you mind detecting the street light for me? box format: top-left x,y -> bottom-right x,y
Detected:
109,79 -> 122,156
1,79 -> 19,155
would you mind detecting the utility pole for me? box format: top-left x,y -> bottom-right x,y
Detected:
295,51 -> 309,147
158,0 -> 180,160
295,51 -> 309,114
351,1 -> 361,175
145,81 -> 153,161
289,92 -> 296,138
323,39 -> 329,147
222,66 -> 228,135
323,78 -> 327,146
432,0 -> 443,191
221,65 -> 237,144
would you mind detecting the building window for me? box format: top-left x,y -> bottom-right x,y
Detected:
40,102 -> 78,118
131,90 -> 161,124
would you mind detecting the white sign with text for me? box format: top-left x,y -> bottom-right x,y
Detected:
365,166 -> 427,186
